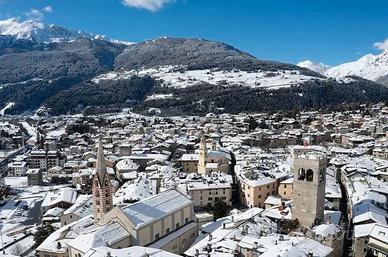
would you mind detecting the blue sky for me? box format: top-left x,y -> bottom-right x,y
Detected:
1,0 -> 388,65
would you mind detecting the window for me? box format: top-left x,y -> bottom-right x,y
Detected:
166,228 -> 170,234
185,217 -> 189,223
176,222 -> 180,229
306,169 -> 314,181
155,233 -> 160,240
284,184 -> 287,188
298,168 -> 306,180
95,191 -> 100,197
267,185 -> 270,189
96,200 -> 100,205
181,238 -> 187,249
258,195 -> 262,199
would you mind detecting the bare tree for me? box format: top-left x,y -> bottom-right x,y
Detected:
10,243 -> 25,256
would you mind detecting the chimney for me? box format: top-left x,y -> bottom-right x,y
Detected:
208,234 -> 213,241
223,223 -> 226,229
279,201 -> 286,211
195,249 -> 199,257
308,253 -> 313,257
207,243 -> 212,253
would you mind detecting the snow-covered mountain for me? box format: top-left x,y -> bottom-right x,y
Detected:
0,18 -> 101,43
324,50 -> 388,84
297,60 -> 331,74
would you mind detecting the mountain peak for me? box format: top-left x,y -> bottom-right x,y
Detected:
325,50 -> 388,83
297,60 -> 331,74
0,18 -> 98,43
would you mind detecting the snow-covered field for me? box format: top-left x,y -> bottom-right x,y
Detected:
46,128 -> 66,138
4,177 -> 28,188
93,66 -> 323,89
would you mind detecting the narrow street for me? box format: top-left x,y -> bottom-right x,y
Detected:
340,181 -> 352,257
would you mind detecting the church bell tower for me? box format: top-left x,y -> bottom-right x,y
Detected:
92,137 -> 113,225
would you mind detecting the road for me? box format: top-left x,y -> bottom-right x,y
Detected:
340,180 -> 352,257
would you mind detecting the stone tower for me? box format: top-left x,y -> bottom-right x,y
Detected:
92,137 -> 113,225
197,136 -> 207,174
292,151 -> 327,227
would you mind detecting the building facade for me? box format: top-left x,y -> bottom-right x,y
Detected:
292,152 -> 327,227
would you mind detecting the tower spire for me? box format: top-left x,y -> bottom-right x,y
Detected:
96,135 -> 107,179
92,134 -> 113,225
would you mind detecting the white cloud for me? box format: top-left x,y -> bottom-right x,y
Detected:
42,6 -> 53,13
122,0 -> 174,12
373,38 -> 388,51
24,6 -> 53,21
25,9 -> 44,21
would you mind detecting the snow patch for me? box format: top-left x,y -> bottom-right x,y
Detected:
93,66 -> 323,90
0,102 -> 15,116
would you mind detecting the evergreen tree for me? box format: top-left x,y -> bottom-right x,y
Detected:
34,224 -> 56,247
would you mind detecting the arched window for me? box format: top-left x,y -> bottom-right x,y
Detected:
181,239 -> 187,250
298,168 -> 305,180
319,169 -> 325,182
306,169 -> 314,181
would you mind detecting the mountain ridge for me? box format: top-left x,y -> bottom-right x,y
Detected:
0,19 -> 386,115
